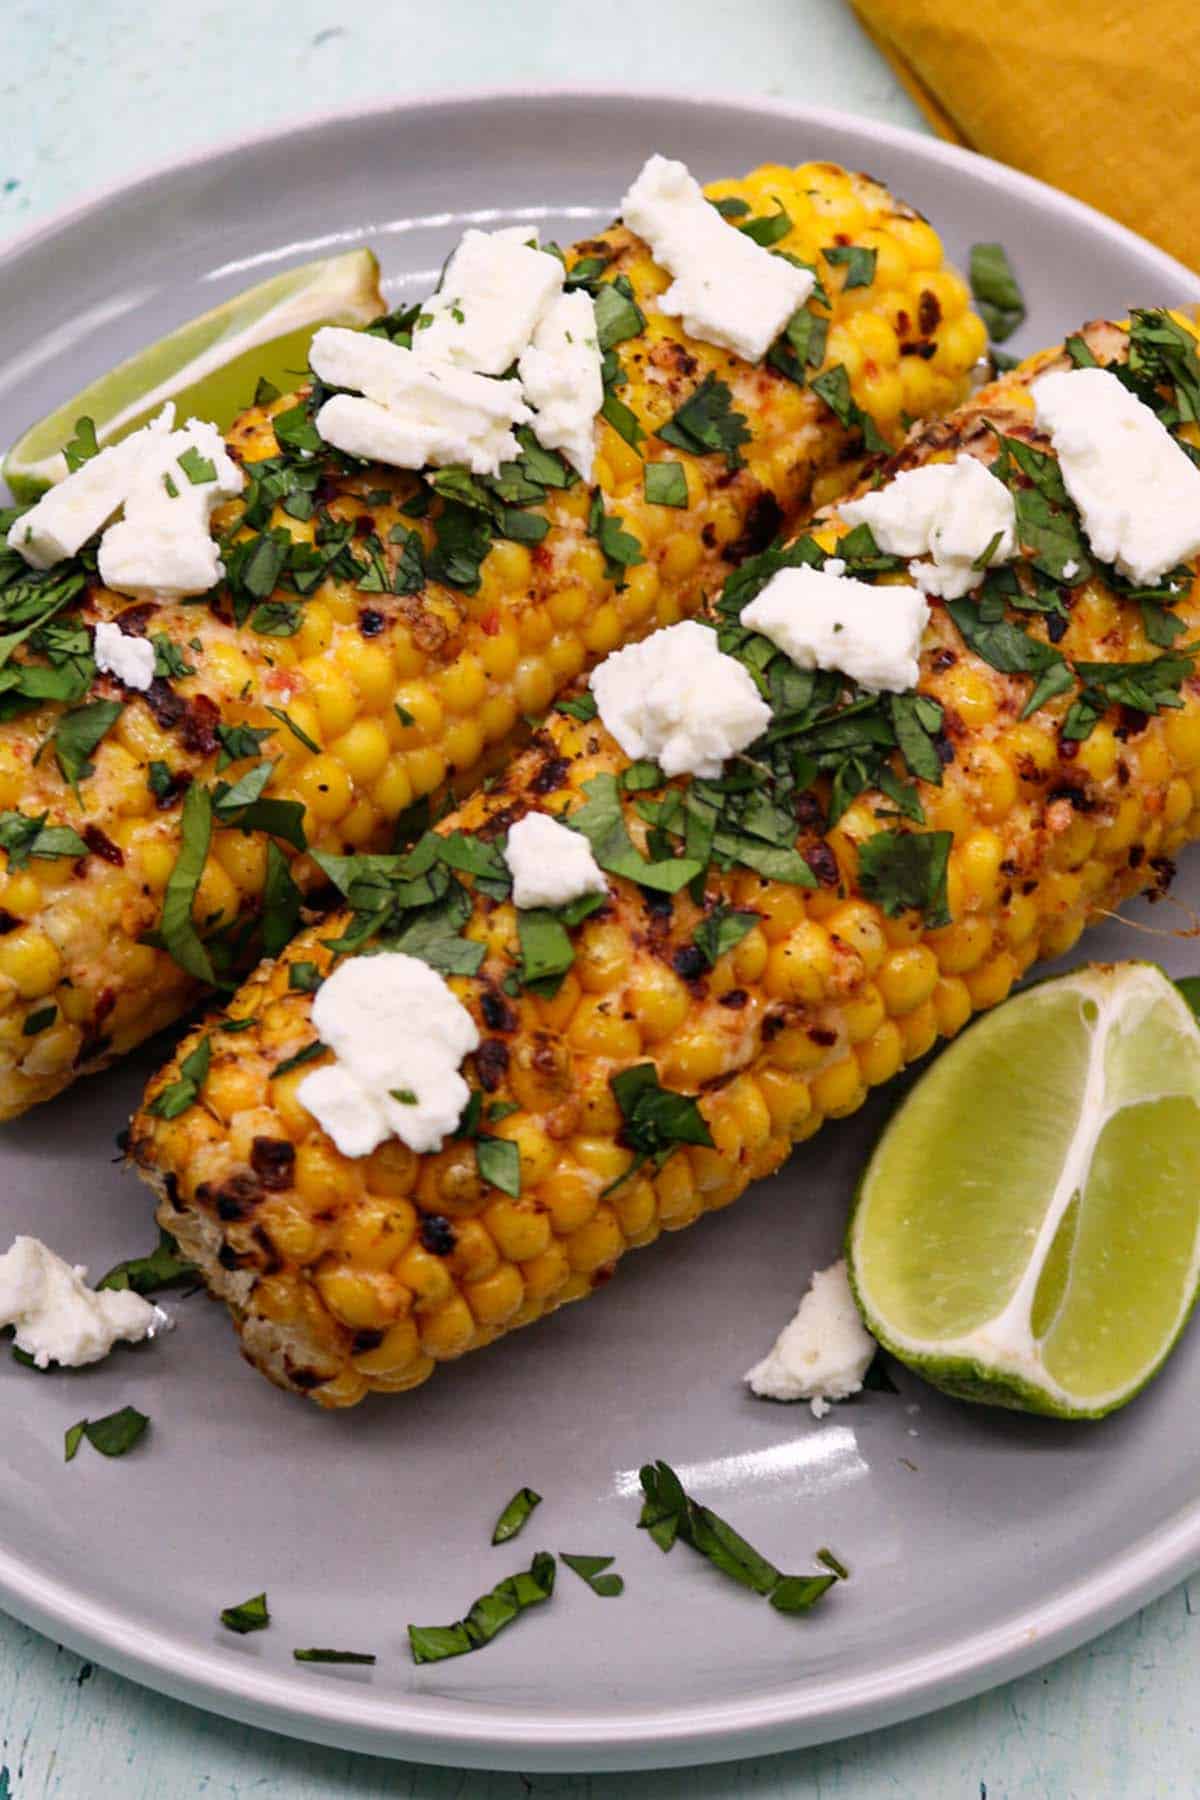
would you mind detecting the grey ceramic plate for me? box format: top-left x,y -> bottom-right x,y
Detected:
1,89 -> 1200,1774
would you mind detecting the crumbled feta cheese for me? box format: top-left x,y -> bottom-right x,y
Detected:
740,564 -> 930,694
839,452 -> 1017,599
504,811 -> 607,910
310,327 -> 531,477
518,290 -> 603,479
1031,365 -> 1200,584
0,1235 -> 163,1369
620,154 -> 813,364
297,952 -> 480,1158
412,226 -> 564,376
6,404 -> 177,571
745,1259 -> 876,1417
93,620 -> 155,691
590,619 -> 771,778
97,417 -> 243,600
1062,559 -> 1080,582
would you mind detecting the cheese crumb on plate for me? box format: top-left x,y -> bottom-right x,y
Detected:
745,1259 -> 877,1418
0,1235 -> 164,1369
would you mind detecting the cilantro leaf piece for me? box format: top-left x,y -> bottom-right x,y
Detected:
271,402 -> 322,457
63,416 -> 100,472
288,960 -> 322,994
429,498 -> 492,592
253,376 -> 281,407
159,781 -> 217,983
568,775 -> 701,893
658,374 -> 751,470
0,809 -> 86,869
147,1033 -> 211,1120
991,434 -> 1092,583
556,691 -> 598,723
475,1135 -> 521,1198
514,426 -> 577,490
270,1041 -> 325,1080
220,1593 -> 270,1635
1127,308 -> 1200,424
1065,334 -> 1098,370
408,1552 -> 556,1664
65,1405 -> 149,1462
810,364 -> 888,455
738,201 -> 792,247
264,705 -> 320,753
1061,651 -> 1194,741
692,905 -> 759,968
516,907 -> 575,991
816,1547 -> 850,1580
588,492 -> 645,580
823,244 -> 877,289
177,445 -> 217,486
593,275 -> 646,351
292,1648 -> 376,1665
214,722 -> 275,770
857,828 -> 952,925
945,597 -> 1067,685
644,461 -> 688,509
98,1228 -> 195,1295
888,694 -> 945,786
710,196 -> 750,219
610,1063 -> 713,1180
969,243 -> 1026,343
52,698 -> 122,793
151,635 -> 195,680
262,838 -> 303,957
491,1487 -> 542,1545
636,1461 -> 841,1617
250,600 -> 302,637
1021,659 -> 1076,719
559,1553 -> 624,1597
768,306 -> 829,387
598,390 -> 644,453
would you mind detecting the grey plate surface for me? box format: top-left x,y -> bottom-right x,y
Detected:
1,89 -> 1200,1773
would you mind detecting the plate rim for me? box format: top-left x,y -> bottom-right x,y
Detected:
2,84 -> 1200,1770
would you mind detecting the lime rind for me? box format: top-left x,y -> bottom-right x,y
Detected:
847,962 -> 1200,1420
3,247 -> 384,501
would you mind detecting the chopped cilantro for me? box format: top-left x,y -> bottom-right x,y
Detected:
264,705 -> 320,753
221,1593 -> 270,1635
98,1228 -> 194,1295
408,1552 -> 556,1664
0,810 -> 86,869
610,1063 -> 713,1186
692,904 -> 758,968
969,243 -> 1026,343
492,1487 -> 542,1544
177,445 -> 217,486
822,244 -> 876,289
262,839 -> 303,957
643,461 -> 688,508
292,1648 -> 376,1665
158,782 -> 217,984
214,722 -> 274,770
658,374 -> 751,470
810,364 -> 888,454
52,698 -> 122,794
588,492 -> 645,582
63,416 -> 100,472
65,1405 -> 149,1462
593,275 -> 646,351
559,1553 -> 624,1597
857,828 -> 952,925
147,1033 -> 211,1120
738,200 -> 792,247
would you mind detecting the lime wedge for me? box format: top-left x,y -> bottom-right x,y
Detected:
847,963 -> 1200,1419
3,247 -> 384,501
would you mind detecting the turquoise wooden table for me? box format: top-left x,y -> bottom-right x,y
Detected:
3,3 -> 1198,1793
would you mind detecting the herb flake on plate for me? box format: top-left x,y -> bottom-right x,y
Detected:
408,1551 -> 556,1664
491,1487 -> 543,1544
65,1405 -> 149,1462
220,1592 -> 270,1635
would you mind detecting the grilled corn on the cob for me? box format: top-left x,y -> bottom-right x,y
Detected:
0,162 -> 984,1121
132,310 -> 1200,1406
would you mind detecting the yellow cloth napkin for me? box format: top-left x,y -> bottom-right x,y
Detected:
850,1 -> 1200,272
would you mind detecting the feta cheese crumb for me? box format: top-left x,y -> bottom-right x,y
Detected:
297,952 -> 480,1159
590,619 -> 771,778
620,154 -> 813,364
6,404 -> 177,571
310,327 -> 531,477
412,226 -> 564,376
518,290 -> 603,479
740,564 -> 929,693
1031,365 -> 1200,584
745,1259 -> 876,1417
97,417 -> 243,600
93,620 -> 155,691
504,811 -> 607,910
0,1235 -> 163,1369
839,453 -> 1017,599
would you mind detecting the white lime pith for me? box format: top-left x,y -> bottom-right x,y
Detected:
3,247 -> 384,501
847,963 -> 1200,1419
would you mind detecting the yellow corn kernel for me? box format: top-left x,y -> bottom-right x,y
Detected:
856,1019 -> 905,1086
964,951 -> 1018,1012
394,1242 -> 455,1312
262,1203 -> 321,1265
514,657 -> 555,714
300,661 -> 358,739
352,1318 -> 422,1377
441,652 -> 488,715
627,961 -> 691,1041
732,925 -> 768,983
329,718 -> 391,787
293,756 -> 354,824
482,539 -> 533,597
928,915 -> 993,975
405,745 -> 447,797
444,716 -> 486,774
756,1066 -> 813,1135
294,1140 -> 353,1211
419,1294 -> 477,1359
932,975 -> 973,1039
370,755 -> 416,819
0,929 -> 61,1000
1075,723 -> 1119,784
767,1023 -> 834,1073
575,921 -> 631,992
826,899 -> 887,975
338,1198 -> 418,1271
1165,708 -> 1200,772
203,1059 -> 259,1120
656,1154 -> 702,1228
661,532 -> 703,581
565,1203 -> 623,1272
765,921 -> 835,1004
490,1116 -> 557,1191
899,998 -> 939,1061
542,1168 -> 600,1236
660,1028 -> 728,1087
955,828 -> 1005,909
878,943 -> 939,1016
842,982 -> 886,1043
465,1261 -> 525,1325
392,684 -> 443,746
810,1055 -> 865,1118
1165,775 -> 1193,829
566,996 -> 641,1061
315,1265 -> 396,1332
295,601 -> 334,658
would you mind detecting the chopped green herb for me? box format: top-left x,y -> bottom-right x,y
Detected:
768,305 -> 830,387
253,376 -> 282,407
593,275 -> 646,351
643,461 -> 688,508
270,1040 -> 325,1079
250,600 -> 302,637
556,691 -> 598,723
292,1648 -> 376,1665
598,390 -> 644,453
262,838 -> 303,957
658,374 -> 751,470
0,810 -> 86,869
710,196 -> 750,219
177,445 -> 217,486
52,698 -> 122,794
65,1405 -> 149,1462
288,961 -> 322,993
692,904 -> 758,968
214,722 -> 275,770
810,364 -> 888,454
492,1487 -> 542,1544
474,1134 -> 521,1198
159,782 -> 216,983
408,1551 -> 556,1664
264,705 -> 321,753
1127,309 -> 1200,424
560,1553 -> 624,1597
637,1461 -> 840,1616
738,200 -> 792,247
1063,650 -> 1194,740
857,828 -> 952,925
588,492 -> 645,581
428,498 -> 492,593
220,1593 -> 270,1635
610,1063 -> 713,1187
822,244 -> 876,289
990,433 -> 1092,584
1065,334 -> 1098,369
63,416 -> 100,472
816,1547 -> 850,1580
271,402 -> 323,458
568,774 -> 701,893
147,1033 -> 211,1120
969,243 -> 1026,343
98,1228 -> 195,1295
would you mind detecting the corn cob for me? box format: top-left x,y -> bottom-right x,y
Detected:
0,163 -> 984,1122
130,310 -> 1200,1406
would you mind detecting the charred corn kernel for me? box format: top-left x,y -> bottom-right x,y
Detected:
394,1243 -> 455,1312
351,1318 -> 421,1377
338,1197 -> 418,1270
315,1265 -> 397,1332
765,925 -> 835,1004
826,899 -> 887,974
294,1141 -> 352,1211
